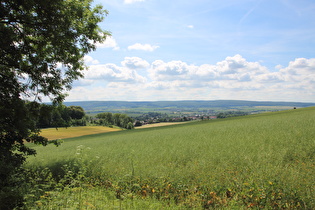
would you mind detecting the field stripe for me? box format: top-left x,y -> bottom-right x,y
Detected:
40,126 -> 121,140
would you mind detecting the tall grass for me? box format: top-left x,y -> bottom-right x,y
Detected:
25,107 -> 315,209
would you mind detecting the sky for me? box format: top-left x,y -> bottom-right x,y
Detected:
66,0 -> 315,102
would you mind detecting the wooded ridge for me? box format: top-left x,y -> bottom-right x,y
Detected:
64,100 -> 315,113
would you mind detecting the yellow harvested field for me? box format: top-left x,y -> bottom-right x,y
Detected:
40,123 -> 188,140
135,122 -> 188,129
40,126 -> 121,140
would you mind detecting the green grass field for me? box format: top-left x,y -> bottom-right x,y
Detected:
25,107 -> 315,209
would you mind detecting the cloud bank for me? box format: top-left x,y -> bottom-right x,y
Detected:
68,55 -> 315,102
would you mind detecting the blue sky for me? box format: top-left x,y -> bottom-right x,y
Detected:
66,0 -> 315,102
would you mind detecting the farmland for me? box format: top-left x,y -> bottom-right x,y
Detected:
24,107 -> 315,209
40,126 -> 122,140
39,123 -> 189,141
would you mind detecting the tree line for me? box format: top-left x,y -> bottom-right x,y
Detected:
216,111 -> 248,118
95,112 -> 134,129
36,104 -> 136,130
37,104 -> 86,128
133,111 -> 249,125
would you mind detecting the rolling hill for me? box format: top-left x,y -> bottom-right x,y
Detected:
25,107 -> 315,209
63,100 -> 315,115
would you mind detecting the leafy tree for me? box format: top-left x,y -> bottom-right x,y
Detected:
96,112 -> 113,125
96,112 -> 134,129
0,0 -> 109,208
95,112 -> 135,129
68,106 -> 85,120
37,104 -> 86,127
126,122 -> 134,130
51,104 -> 71,128
113,113 -> 122,127
37,103 -> 55,128
68,105 -> 86,126
37,104 -> 81,128
119,114 -> 134,129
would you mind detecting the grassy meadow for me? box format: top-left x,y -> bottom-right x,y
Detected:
24,107 -> 315,209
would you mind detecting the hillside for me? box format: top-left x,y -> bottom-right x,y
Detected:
25,107 -> 315,209
64,100 -> 315,114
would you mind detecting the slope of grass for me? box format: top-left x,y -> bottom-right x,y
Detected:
25,107 -> 315,209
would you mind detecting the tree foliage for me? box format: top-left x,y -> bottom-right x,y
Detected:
96,112 -> 134,129
96,112 -> 113,126
0,0 -> 109,208
37,104 -> 86,128
216,111 -> 248,118
68,106 -> 85,120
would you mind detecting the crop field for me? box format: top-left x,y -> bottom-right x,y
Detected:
40,123 -> 189,141
40,126 -> 122,140
24,107 -> 315,209
135,122 -> 189,129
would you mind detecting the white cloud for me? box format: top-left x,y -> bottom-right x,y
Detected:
84,55 -> 99,65
193,64 -> 219,80
121,57 -> 150,69
68,55 -> 315,102
187,25 -> 194,29
277,58 -> 315,93
149,55 -> 268,83
280,58 -> 315,76
124,0 -> 145,4
78,63 -> 147,85
128,43 -> 159,52
216,54 -> 268,75
255,72 -> 284,83
96,37 -> 120,50
149,60 -> 195,81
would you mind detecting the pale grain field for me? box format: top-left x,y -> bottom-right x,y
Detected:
40,126 -> 121,140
